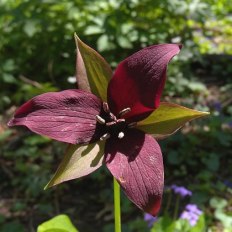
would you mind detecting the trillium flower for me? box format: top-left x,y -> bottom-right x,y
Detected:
8,35 -> 208,216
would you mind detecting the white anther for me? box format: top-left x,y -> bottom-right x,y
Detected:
106,121 -> 116,127
103,102 -> 110,113
110,112 -> 117,121
100,133 -> 111,141
117,119 -> 125,123
96,115 -> 105,124
119,108 -> 131,117
128,122 -> 137,128
118,132 -> 124,139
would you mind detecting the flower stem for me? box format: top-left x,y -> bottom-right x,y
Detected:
164,190 -> 172,215
173,195 -> 180,220
113,177 -> 121,232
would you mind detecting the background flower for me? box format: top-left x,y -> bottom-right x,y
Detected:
180,204 -> 202,226
144,213 -> 157,227
171,185 -> 192,198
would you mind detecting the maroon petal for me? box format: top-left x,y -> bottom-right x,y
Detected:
107,44 -> 182,121
8,90 -> 103,144
105,129 -> 164,216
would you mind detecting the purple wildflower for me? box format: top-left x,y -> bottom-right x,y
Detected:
223,179 -> 232,188
213,101 -> 222,113
144,213 -> 157,227
171,185 -> 192,198
228,121 -> 232,128
186,204 -> 203,215
180,204 -> 202,226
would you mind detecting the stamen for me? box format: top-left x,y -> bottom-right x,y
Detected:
118,108 -> 131,117
128,122 -> 137,128
118,132 -> 124,139
100,133 -> 111,141
103,102 -> 110,113
116,119 -> 125,123
110,112 -> 117,121
106,121 -> 116,127
96,115 -> 105,124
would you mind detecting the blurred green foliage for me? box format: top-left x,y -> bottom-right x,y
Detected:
1,0 -> 232,231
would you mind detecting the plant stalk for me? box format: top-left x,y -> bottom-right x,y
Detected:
173,195 -> 180,220
113,177 -> 121,232
164,190 -> 172,215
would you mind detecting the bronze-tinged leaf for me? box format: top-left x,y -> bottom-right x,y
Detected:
75,34 -> 113,101
137,102 -> 209,139
45,141 -> 105,189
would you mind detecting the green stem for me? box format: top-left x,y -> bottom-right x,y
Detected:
113,177 -> 121,232
164,190 -> 172,215
173,195 -> 180,220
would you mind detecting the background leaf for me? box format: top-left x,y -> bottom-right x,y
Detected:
1,1 -> 232,231
37,214 -> 78,232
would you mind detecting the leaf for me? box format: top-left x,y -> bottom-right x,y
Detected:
151,216 -> 175,232
137,102 -> 209,139
190,214 -> 206,232
1,221 -> 25,232
37,214 -> 78,232
45,141 -> 105,188
75,34 -> 113,101
215,210 -> 232,229
210,197 -> 228,209
23,20 -> 37,37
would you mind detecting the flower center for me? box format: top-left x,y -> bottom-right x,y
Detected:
96,102 -> 136,140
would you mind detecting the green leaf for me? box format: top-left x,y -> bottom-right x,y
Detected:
75,34 -> 113,101
45,141 -> 105,188
190,214 -> 206,232
215,210 -> 232,229
37,214 -> 78,232
203,153 -> 220,171
151,216 -> 175,232
0,130 -> 12,142
167,151 -> 181,165
137,102 -> 209,139
1,221 -> 25,232
210,197 -> 228,209
23,20 -> 37,37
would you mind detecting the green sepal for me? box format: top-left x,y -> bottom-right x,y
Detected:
137,102 -> 209,139
45,141 -> 105,189
75,33 -> 113,101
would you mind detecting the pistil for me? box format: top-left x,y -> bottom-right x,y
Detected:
118,132 -> 124,139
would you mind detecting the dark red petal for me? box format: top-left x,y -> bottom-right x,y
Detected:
8,90 -> 103,144
107,44 -> 182,121
105,129 -> 164,216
